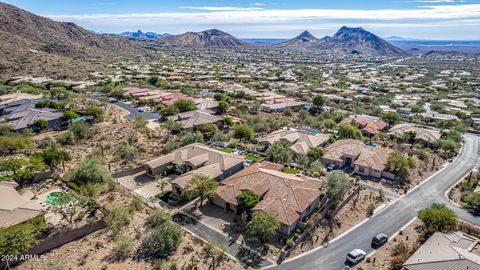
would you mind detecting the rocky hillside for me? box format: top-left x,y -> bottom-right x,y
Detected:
313,26 -> 409,57
0,2 -> 146,79
156,29 -> 254,49
275,31 -> 319,48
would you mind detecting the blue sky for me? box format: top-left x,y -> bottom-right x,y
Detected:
3,0 -> 480,39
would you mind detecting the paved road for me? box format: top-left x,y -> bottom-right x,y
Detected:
274,134 -> 480,270
90,93 -> 159,120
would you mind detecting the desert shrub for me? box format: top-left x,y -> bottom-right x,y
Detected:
146,208 -> 172,228
129,195 -> 144,212
113,234 -> 134,259
105,203 -> 133,234
140,222 -> 183,257
56,131 -> 76,145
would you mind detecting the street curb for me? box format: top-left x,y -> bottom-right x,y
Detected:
364,217 -> 417,260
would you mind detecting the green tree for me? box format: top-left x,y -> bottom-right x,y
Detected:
223,116 -> 234,127
218,101 -> 229,114
197,123 -> 219,139
68,157 -> 112,185
418,203 -> 457,233
267,141 -> 292,164
63,110 -> 78,123
338,124 -> 363,139
141,222 -> 183,257
322,119 -> 336,130
34,119 -> 48,130
381,112 -> 401,127
325,171 -> 352,204
0,135 -> 32,154
179,131 -> 204,147
173,99 -> 197,112
84,105 -> 105,119
386,152 -> 415,182
249,211 -> 281,242
37,146 -> 71,171
0,156 -> 45,187
160,105 -> 180,116
237,190 -> 260,211
307,147 -> 324,163
312,95 -> 328,112
233,124 -> 254,141
183,174 -> 218,205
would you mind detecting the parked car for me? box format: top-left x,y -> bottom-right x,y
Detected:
326,164 -> 336,171
346,249 -> 366,264
372,233 -> 388,246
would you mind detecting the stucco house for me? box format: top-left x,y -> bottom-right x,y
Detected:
388,123 -> 441,146
322,139 -> 395,179
258,127 -> 329,156
144,143 -> 245,196
340,115 -> 388,136
165,110 -> 224,131
212,161 -> 323,235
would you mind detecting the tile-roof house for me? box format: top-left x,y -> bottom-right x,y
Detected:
153,92 -> 196,106
340,115 -> 388,136
403,232 -> 480,270
388,123 -> 441,146
0,182 -> 43,228
258,128 -> 329,155
322,139 -> 395,179
144,143 -> 245,195
5,108 -> 65,131
166,110 -> 224,131
212,161 -> 323,235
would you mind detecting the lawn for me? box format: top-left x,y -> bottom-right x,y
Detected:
215,147 -> 233,153
281,167 -> 301,174
244,154 -> 265,162
0,175 -> 12,181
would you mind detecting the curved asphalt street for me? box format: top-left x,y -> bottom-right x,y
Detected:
273,134 -> 480,270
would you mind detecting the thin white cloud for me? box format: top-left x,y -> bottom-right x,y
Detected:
94,2 -> 116,5
47,4 -> 480,22
179,6 -> 263,11
44,4 -> 480,39
251,2 -> 265,6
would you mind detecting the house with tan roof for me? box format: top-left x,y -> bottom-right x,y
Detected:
144,143 -> 245,196
340,115 -> 388,136
388,123 -> 441,146
152,92 -> 196,106
258,127 -> 329,156
322,139 -> 395,179
0,181 -> 44,228
165,110 -> 224,131
403,232 -> 480,270
212,161 -> 323,235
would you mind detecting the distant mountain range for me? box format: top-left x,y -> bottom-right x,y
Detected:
117,30 -> 171,39
275,31 -> 319,48
155,29 -> 254,49
274,27 -> 409,57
